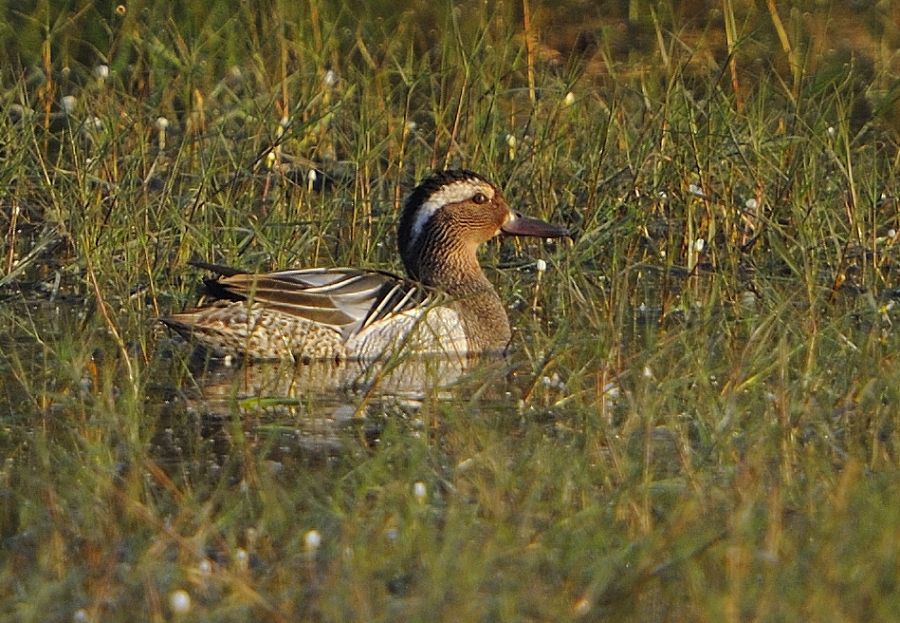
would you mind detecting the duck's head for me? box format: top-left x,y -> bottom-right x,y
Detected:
397,169 -> 569,285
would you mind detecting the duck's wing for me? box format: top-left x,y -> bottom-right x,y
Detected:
193,263 -> 436,336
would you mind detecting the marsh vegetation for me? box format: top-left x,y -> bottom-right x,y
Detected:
1,1 -> 899,621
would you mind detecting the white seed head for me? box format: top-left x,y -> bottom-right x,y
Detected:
535,258 -> 547,273
169,589 -> 191,614
61,95 -> 76,114
541,373 -> 565,390
564,91 -> 575,106
745,197 -> 758,210
323,69 -> 337,86
740,290 -> 757,309
93,64 -> 109,80
304,529 -> 322,550
694,238 -> 705,252
506,133 -> 517,160
413,481 -> 427,502
155,116 -> 169,131
827,126 -> 836,137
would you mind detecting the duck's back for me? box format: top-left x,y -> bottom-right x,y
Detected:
162,265 -> 466,361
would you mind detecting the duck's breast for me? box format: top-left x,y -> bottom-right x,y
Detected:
345,306 -> 468,359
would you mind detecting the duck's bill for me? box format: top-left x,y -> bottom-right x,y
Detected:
501,213 -> 570,239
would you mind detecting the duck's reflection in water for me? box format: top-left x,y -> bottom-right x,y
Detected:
155,354 -> 511,464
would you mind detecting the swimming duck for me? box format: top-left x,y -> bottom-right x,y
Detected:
162,169 -> 569,360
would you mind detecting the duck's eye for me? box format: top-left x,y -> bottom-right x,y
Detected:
472,192 -> 488,205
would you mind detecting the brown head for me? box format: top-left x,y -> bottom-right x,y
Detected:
397,169 -> 569,293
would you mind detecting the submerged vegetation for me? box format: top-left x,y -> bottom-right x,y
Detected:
1,0 -> 899,620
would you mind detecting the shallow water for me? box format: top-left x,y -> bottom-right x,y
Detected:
150,351 -> 524,463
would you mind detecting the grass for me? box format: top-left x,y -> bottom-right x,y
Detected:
1,0 -> 900,621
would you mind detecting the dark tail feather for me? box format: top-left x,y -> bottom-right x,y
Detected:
188,261 -> 246,278
159,315 -> 192,338
187,261 -> 249,301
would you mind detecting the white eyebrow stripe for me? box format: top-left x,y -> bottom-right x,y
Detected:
409,180 -> 495,246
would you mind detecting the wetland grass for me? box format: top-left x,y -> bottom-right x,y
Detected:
1,1 -> 899,621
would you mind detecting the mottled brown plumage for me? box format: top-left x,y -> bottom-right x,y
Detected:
161,169 -> 569,360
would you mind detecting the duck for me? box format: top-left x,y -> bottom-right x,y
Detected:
161,169 -> 569,361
